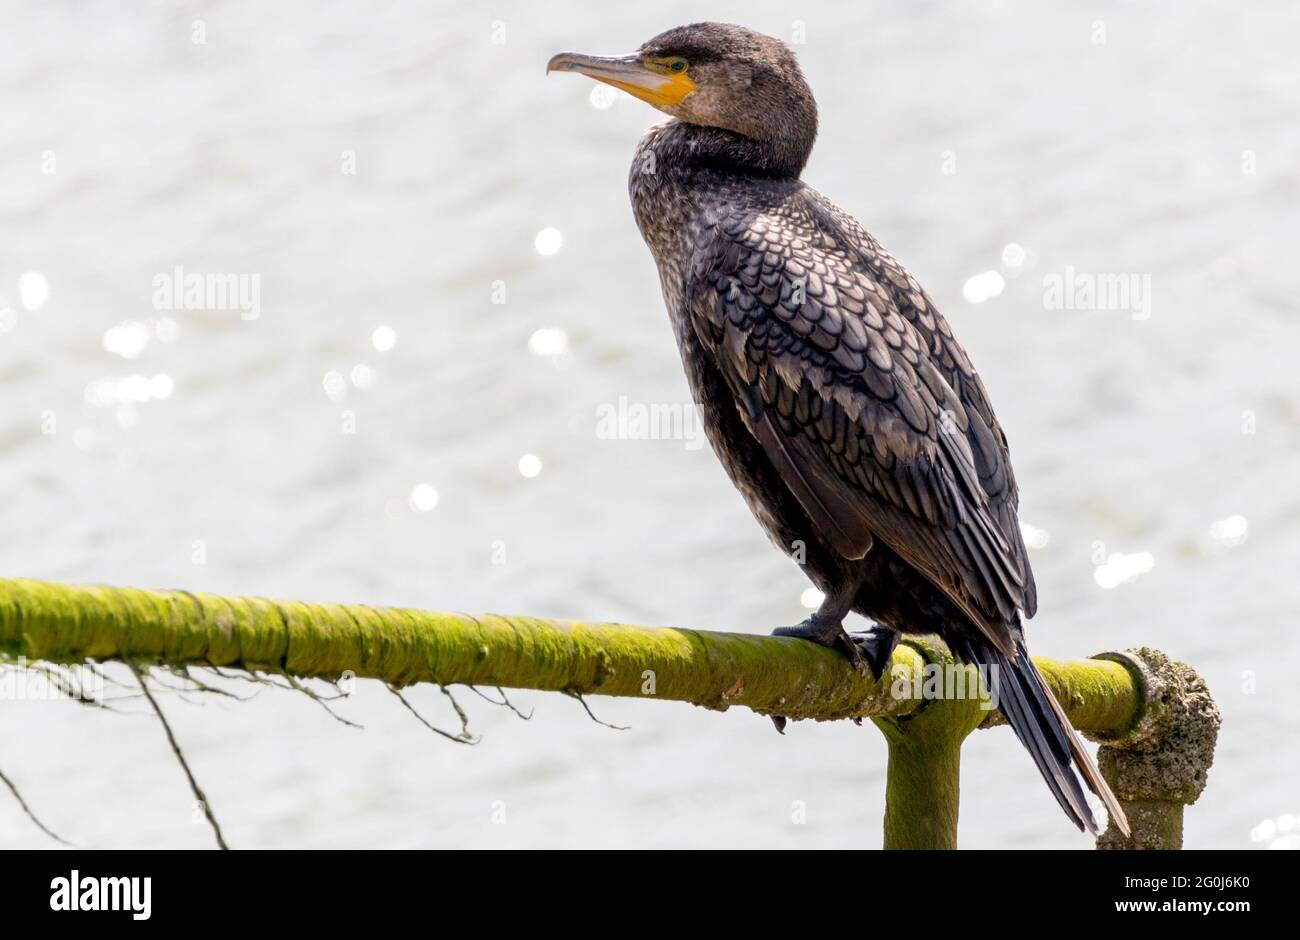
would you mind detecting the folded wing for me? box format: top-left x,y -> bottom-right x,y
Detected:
687,188 -> 1036,651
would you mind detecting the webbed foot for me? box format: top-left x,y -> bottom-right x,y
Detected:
846,624 -> 899,682
772,614 -> 869,676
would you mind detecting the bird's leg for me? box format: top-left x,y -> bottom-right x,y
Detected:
767,581 -> 869,733
845,623 -> 900,682
767,619 -> 898,734
769,579 -> 863,733
771,582 -> 868,675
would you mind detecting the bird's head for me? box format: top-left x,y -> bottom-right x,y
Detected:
548,22 -> 817,174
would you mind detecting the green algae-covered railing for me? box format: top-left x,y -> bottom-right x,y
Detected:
0,577 -> 1219,849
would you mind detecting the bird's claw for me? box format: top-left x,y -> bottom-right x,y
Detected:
772,614 -> 870,675
835,631 -> 872,676
767,616 -> 889,734
846,624 -> 899,682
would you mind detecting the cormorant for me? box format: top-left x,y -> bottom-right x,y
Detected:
549,22 -> 1128,837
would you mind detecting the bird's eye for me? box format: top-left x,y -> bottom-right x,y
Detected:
668,59 -> 687,72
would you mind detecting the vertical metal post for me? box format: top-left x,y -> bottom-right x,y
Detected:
1089,648 -> 1221,850
875,640 -> 988,849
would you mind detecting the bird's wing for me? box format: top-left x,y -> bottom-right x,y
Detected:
686,188 -> 1034,650
804,189 -> 1037,615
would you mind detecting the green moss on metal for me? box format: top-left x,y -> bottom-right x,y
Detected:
1092,648 -> 1221,850
874,638 -> 993,849
2,578 -> 1203,851
1097,800 -> 1184,850
0,578 -> 927,722
0,578 -> 1146,735
975,654 -> 1141,736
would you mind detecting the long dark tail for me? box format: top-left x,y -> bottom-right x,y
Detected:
953,634 -> 1130,837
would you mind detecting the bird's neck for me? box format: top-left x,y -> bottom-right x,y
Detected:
628,119 -> 810,310
643,119 -> 813,180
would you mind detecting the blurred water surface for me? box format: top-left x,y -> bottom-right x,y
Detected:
1,0 -> 1297,848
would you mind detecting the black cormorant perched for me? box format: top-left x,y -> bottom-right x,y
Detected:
549,22 -> 1128,837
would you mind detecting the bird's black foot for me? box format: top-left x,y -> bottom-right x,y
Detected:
772,614 -> 869,676
846,624 -> 899,682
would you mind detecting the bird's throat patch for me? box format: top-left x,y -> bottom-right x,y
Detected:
607,70 -> 696,108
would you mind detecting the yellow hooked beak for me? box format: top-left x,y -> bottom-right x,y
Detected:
546,52 -> 696,108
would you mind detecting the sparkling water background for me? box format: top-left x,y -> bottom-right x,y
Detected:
1,0 -> 1297,848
